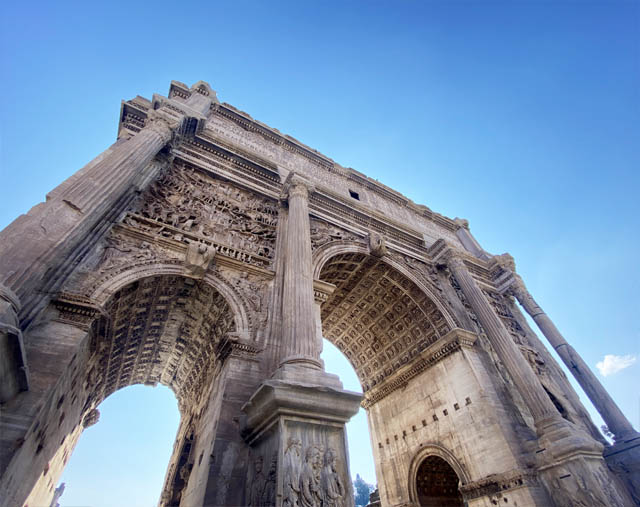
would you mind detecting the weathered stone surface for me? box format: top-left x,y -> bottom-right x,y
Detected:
0,81 -> 636,507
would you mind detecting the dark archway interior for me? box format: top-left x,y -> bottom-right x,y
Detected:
319,253 -> 451,393
416,455 -> 463,507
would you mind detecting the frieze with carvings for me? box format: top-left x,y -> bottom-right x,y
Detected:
248,441 -> 347,507
135,162 -> 278,263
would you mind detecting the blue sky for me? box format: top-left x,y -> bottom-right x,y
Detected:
1,1 -> 638,505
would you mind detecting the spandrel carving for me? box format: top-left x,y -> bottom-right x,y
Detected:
310,218 -> 360,250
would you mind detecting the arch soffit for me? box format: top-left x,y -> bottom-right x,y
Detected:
312,240 -> 458,329
89,261 -> 251,337
408,443 -> 470,504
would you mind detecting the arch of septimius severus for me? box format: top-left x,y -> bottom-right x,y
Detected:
0,81 -> 637,507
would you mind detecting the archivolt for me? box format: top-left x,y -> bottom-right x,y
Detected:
89,261 -> 251,337
316,245 -> 458,393
312,240 -> 457,329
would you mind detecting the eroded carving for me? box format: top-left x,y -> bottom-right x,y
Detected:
310,218 -> 360,250
322,448 -> 346,507
299,445 -> 324,507
367,232 -> 387,258
135,163 -> 278,262
284,438 -> 302,507
185,241 -> 214,278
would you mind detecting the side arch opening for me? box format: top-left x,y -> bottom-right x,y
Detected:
21,273 -> 240,507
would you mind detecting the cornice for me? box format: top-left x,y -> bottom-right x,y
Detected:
52,292 -> 102,330
118,86 -> 461,238
459,468 -> 540,500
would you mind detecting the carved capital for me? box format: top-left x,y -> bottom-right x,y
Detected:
508,273 -> 528,301
453,217 -> 470,230
281,173 -> 315,203
144,111 -> 176,143
493,252 -> 516,272
442,250 -> 466,271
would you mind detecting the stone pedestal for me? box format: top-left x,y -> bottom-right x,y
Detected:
242,377 -> 362,507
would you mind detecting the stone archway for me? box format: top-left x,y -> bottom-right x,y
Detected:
317,251 -> 454,394
414,455 -> 463,506
18,273 -> 240,507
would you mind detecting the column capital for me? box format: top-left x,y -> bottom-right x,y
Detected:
144,111 -> 178,144
507,273 -> 528,300
281,173 -> 315,202
435,245 -> 467,271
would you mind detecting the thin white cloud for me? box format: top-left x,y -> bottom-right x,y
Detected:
596,354 -> 637,377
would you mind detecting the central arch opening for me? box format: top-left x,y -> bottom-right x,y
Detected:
317,251 -> 456,505
415,455 -> 463,507
318,252 -> 452,396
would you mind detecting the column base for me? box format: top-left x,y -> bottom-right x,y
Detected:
534,417 -> 635,505
272,360 -> 343,390
242,378 -> 362,507
603,435 -> 640,504
535,416 -> 604,461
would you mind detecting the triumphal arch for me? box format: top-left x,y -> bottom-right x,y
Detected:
0,81 -> 638,507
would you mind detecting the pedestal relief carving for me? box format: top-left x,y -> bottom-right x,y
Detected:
283,438 -> 302,507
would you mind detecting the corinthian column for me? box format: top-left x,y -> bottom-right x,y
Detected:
0,114 -> 175,323
279,175 -> 322,370
444,252 -> 563,428
510,274 -> 639,442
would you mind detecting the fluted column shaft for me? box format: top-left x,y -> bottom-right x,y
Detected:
59,119 -> 172,211
446,254 -> 561,428
280,179 -> 320,367
0,118 -> 173,310
511,275 -> 638,441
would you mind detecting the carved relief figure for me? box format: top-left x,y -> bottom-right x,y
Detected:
262,455 -> 277,507
248,455 -> 267,507
310,219 -> 359,250
134,163 -> 278,262
321,448 -> 346,507
299,445 -> 324,507
283,438 -> 303,507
